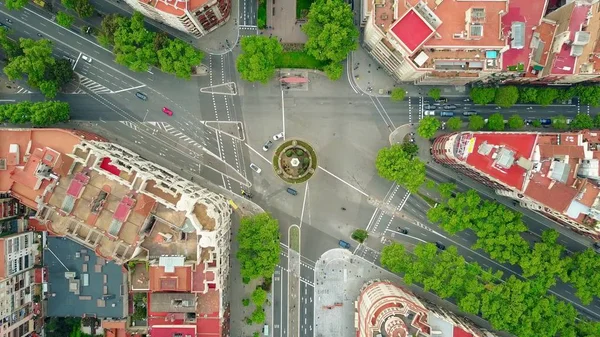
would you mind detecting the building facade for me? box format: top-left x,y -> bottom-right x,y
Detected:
432,130 -> 600,239
356,280 -> 496,337
0,129 -> 232,337
123,0 -> 231,38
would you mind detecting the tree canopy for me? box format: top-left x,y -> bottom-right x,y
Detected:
570,113 -> 594,130
446,116 -> 462,130
486,113 -> 505,131
236,213 -> 280,280
390,88 -> 405,101
507,114 -> 524,129
157,39 -> 204,79
251,287 -> 267,306
303,0 -> 358,69
5,0 -> 28,10
236,36 -> 282,83
552,115 -> 569,130
62,0 -> 94,18
470,87 -> 496,105
0,101 -> 70,126
56,12 -> 75,28
375,144 -> 426,192
417,116 -> 440,139
494,86 -> 519,108
428,88 -> 441,100
468,115 -> 485,130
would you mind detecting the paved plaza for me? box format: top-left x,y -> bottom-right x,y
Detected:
313,249 -> 388,337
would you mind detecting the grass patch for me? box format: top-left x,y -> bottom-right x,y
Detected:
257,0 -> 267,29
277,51 -> 327,70
351,229 -> 368,243
272,139 -> 318,184
296,0 -> 314,18
289,226 -> 300,252
417,191 -> 438,207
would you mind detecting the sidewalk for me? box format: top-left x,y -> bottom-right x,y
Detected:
348,46 -> 470,98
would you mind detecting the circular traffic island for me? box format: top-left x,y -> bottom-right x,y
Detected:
273,139 -> 318,183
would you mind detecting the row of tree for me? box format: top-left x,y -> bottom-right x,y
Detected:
0,32 -> 75,99
380,242 -> 600,337
0,101 -> 71,126
97,12 -> 203,79
236,213 -> 280,281
470,85 -> 600,108
427,189 -> 600,305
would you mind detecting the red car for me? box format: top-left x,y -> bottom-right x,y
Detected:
162,107 -> 173,116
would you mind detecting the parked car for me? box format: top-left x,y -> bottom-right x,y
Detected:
262,140 -> 273,151
135,92 -> 148,101
249,163 -> 262,174
423,104 -> 437,110
442,104 -> 457,110
539,118 -> 552,125
439,111 -> 455,117
463,110 -> 478,116
424,110 -> 436,116
162,107 -> 173,116
397,227 -> 408,234
339,240 -> 351,249
435,241 -> 446,250
273,132 -> 284,140
436,98 -> 448,103
81,54 -> 92,63
286,187 -> 298,196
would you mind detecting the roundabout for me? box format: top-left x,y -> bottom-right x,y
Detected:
272,139 -> 318,183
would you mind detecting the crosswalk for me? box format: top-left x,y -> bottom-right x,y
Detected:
149,122 -> 207,148
16,86 -> 32,94
78,76 -> 112,94
119,121 -> 138,131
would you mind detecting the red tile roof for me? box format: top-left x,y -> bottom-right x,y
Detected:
149,325 -> 196,337
453,326 -> 474,337
463,133 -> 538,190
149,266 -> 192,292
390,9 -> 434,53
551,3 -> 591,75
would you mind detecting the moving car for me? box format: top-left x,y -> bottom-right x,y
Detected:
286,187 -> 297,196
442,104 -> 457,110
273,132 -> 284,140
339,240 -> 351,249
436,98 -> 448,103
249,163 -> 262,174
423,104 -> 437,110
63,56 -> 75,64
263,140 -> 273,151
435,241 -> 446,250
424,110 -> 436,116
135,92 -> 148,101
439,111 -> 455,117
81,55 -> 92,63
397,227 -> 408,234
162,107 -> 173,116
463,111 -> 478,116
539,118 -> 552,125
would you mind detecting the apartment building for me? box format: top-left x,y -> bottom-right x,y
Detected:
123,0 -> 231,38
0,128 -> 232,336
356,280 -> 497,337
432,130 -> 600,239
0,232 -> 40,337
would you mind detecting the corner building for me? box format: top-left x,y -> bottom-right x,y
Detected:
432,130 -> 600,239
356,280 -> 497,337
124,0 -> 231,38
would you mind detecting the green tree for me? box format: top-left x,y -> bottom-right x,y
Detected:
251,308 -> 266,324
552,115 -> 569,130
446,116 -> 462,130
428,88 -> 441,100
302,0 -> 358,65
157,39 -> 204,79
236,36 -> 282,83
236,213 -> 280,280
0,28 -> 22,59
113,12 -> 157,72
468,115 -> 485,130
48,59 -> 75,87
56,12 -> 74,28
494,86 -> 519,108
594,114 -> 600,128
417,116 -> 440,138
5,0 -> 28,10
486,113 -> 505,131
251,287 -> 267,307
575,85 -> 600,106
0,101 -> 70,126
532,119 -> 542,128
520,230 -> 569,284
74,0 -> 94,18
562,249 -> 600,305
400,141 -> 418,158
536,88 -> 559,106
375,144 -> 426,193
323,62 -> 343,80
153,32 -> 170,51
470,87 -> 496,105
519,87 -> 538,103
570,113 -> 594,130
351,229 -> 368,243
437,182 -> 455,199
390,88 -> 406,101
97,13 -> 124,47
3,38 -> 57,98
61,0 -> 75,9
507,114 -> 524,129
242,298 -> 250,306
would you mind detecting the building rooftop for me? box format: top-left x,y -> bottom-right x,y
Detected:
459,132 -> 538,190
45,237 -> 126,318
549,2 -> 591,75
149,265 -> 192,292
390,9 -> 434,53
139,0 -> 213,17
501,0 -> 549,71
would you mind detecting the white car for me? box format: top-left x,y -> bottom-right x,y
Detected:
273,132 -> 284,141
81,55 -> 93,63
424,110 -> 436,116
250,163 -> 262,174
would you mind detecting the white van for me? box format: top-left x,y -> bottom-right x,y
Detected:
263,324 -> 269,336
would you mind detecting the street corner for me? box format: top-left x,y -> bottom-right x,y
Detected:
389,123 -> 415,145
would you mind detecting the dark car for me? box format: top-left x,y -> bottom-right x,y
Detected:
135,91 -> 148,101
435,241 -> 446,250
397,227 -> 408,234
463,110 -> 478,116
539,118 -> 552,125
593,242 -> 600,254
286,187 -> 297,196
443,104 -> 457,110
